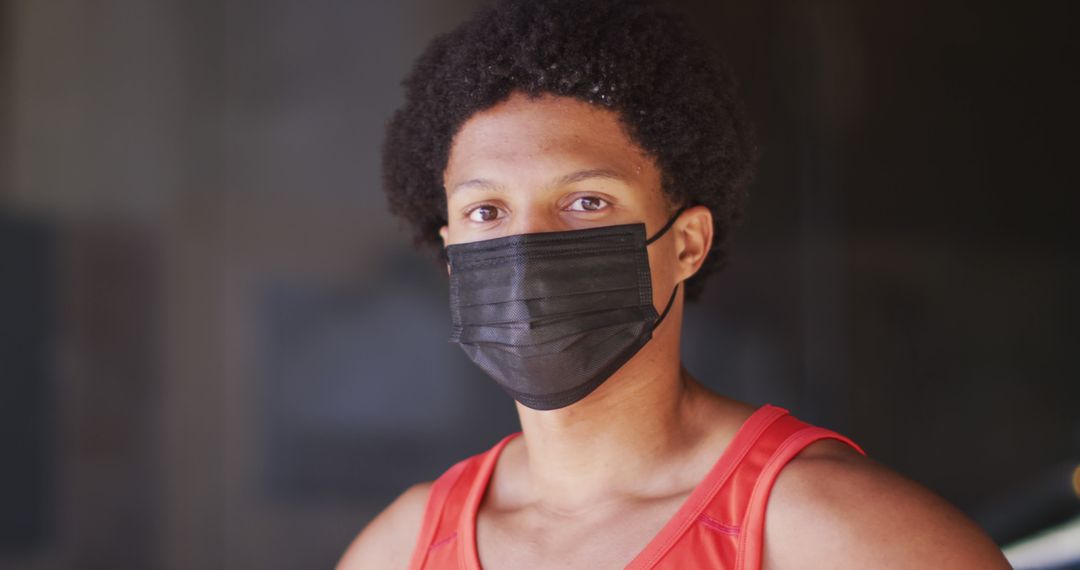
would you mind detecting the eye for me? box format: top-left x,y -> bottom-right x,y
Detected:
567,196 -> 608,212
466,204 -> 502,223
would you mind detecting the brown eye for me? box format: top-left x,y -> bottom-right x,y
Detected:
467,205 -> 500,223
568,196 -> 608,212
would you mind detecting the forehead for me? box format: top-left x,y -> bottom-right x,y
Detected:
442,91 -> 660,192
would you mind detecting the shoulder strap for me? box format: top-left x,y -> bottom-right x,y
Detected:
407,454 -> 482,570
459,432 -> 521,569
734,416 -> 866,570
407,433 -> 522,570
628,404 -> 790,569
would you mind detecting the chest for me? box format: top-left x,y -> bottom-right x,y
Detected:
474,494 -> 690,569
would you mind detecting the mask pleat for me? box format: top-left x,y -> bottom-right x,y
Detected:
456,304 -> 654,347
463,320 -> 651,396
452,251 -> 645,305
456,286 -> 641,324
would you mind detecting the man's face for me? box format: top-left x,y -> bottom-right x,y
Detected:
439,91 -> 680,301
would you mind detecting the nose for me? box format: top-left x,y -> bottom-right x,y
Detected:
504,202 -> 564,237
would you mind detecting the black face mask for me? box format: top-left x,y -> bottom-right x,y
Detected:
444,209 -> 684,410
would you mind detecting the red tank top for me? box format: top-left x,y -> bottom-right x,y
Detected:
407,404 -> 865,569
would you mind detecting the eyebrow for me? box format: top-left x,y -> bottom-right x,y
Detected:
449,167 -> 628,196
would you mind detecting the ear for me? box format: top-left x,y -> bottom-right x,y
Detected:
673,205 -> 713,283
439,225 -> 450,275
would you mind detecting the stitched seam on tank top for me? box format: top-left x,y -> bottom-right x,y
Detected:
635,406 -> 787,568
735,429 -> 837,570
735,430 -> 818,569
697,513 -> 740,536
411,459 -> 471,570
461,433 -> 522,570
428,531 -> 457,553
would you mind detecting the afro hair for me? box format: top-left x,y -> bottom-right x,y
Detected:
381,0 -> 757,301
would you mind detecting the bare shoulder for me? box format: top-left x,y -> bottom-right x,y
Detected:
762,439 -> 1011,570
336,481 -> 433,570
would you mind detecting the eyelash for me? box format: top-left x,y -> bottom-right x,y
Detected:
567,196 -> 609,212
465,204 -> 502,223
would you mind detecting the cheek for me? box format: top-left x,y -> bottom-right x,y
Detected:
647,243 -> 677,294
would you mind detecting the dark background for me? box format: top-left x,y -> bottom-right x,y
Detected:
1,0 -> 1077,568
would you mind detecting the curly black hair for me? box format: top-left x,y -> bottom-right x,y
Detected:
381,0 -> 757,301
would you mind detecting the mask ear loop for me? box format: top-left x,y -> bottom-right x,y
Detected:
652,282 -> 679,330
644,205 -> 688,329
644,206 -> 688,245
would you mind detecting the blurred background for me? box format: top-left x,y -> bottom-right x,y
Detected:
1,0 -> 1078,568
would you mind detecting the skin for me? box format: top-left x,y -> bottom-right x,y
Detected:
337,91 -> 1012,569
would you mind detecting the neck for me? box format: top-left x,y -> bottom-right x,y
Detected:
513,311 -> 708,513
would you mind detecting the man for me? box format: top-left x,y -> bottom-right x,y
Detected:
339,0 -> 1011,567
